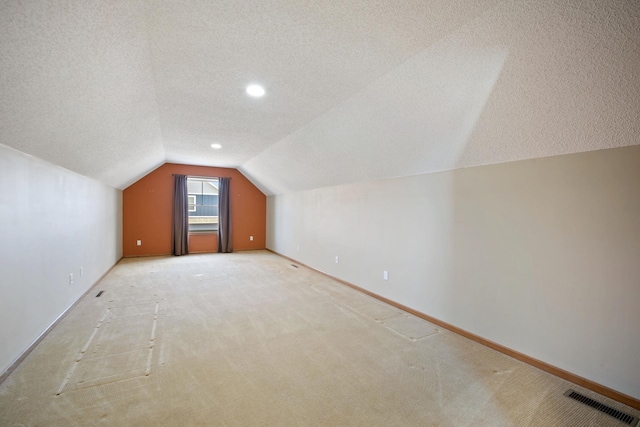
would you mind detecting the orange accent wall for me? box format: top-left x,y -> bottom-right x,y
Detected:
123,163 -> 266,257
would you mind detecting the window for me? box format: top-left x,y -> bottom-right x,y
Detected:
187,195 -> 196,212
186,177 -> 219,232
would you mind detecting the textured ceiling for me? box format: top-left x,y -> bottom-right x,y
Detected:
1,1 -> 639,193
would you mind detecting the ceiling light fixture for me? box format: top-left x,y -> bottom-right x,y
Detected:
246,84 -> 265,97
211,143 -> 222,149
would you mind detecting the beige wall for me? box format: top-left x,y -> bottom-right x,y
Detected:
0,144 -> 122,375
266,145 -> 640,399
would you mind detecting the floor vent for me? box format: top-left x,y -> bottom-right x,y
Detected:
564,389 -> 638,425
291,264 -> 299,268
95,291 -> 104,298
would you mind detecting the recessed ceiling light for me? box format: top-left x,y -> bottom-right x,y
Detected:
211,143 -> 222,149
246,84 -> 265,97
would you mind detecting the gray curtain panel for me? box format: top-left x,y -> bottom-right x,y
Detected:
172,174 -> 189,256
217,177 -> 232,253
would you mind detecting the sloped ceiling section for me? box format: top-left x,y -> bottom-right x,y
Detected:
1,1 -> 639,192
141,0 -> 498,171
0,1 -> 165,189
240,0 -> 640,194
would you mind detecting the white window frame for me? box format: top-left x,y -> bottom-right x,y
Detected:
186,177 -> 219,233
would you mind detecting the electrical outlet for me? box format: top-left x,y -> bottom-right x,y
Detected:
383,271 -> 389,281
296,244 -> 299,251
335,256 -> 339,264
69,273 -> 74,285
137,240 -> 142,246
80,267 -> 83,277
250,235 -> 254,241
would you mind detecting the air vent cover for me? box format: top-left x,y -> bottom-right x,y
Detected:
95,291 -> 104,298
291,264 -> 299,268
564,389 -> 638,425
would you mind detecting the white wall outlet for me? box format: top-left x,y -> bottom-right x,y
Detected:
250,235 -> 254,241
69,273 -> 74,285
80,267 -> 83,277
137,240 -> 142,246
383,271 -> 389,281
335,256 -> 339,264
296,244 -> 299,251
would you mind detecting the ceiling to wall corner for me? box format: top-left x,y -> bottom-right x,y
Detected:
1,1 -> 639,193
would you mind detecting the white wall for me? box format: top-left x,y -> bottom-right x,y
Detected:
0,144 -> 122,375
267,145 -> 640,400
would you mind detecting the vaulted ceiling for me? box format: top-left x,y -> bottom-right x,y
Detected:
1,1 -> 639,195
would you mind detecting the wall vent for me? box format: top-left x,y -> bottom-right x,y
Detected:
291,264 -> 299,268
95,291 -> 104,298
564,389 -> 638,425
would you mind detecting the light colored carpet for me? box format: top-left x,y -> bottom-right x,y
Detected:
0,250 -> 637,426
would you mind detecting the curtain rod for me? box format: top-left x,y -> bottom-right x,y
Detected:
172,174 -> 231,179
